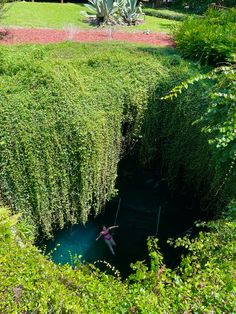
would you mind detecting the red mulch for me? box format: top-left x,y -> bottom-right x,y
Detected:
0,27 -> 174,46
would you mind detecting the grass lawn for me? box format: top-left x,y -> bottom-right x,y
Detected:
124,15 -> 178,33
1,2 -> 179,33
1,2 -> 91,29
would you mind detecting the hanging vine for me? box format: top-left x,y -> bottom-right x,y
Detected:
0,43 -> 232,236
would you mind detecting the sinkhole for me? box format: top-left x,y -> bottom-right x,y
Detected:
42,158 -> 203,278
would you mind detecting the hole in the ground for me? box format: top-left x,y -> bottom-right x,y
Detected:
42,157 -> 203,278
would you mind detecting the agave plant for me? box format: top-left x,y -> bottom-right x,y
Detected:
118,0 -> 143,25
85,0 -> 119,23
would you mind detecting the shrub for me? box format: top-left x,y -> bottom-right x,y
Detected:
174,0 -> 236,14
143,7 -> 187,21
174,7 -> 236,65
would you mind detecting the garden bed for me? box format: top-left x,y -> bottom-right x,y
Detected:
0,27 -> 174,46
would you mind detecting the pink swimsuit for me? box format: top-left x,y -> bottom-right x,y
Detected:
101,230 -> 112,241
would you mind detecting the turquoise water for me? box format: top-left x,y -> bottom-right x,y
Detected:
45,221 -> 107,265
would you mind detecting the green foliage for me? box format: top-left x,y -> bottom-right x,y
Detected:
144,7 -> 188,21
129,205 -> 236,313
162,65 -> 236,205
140,61 -> 218,208
174,7 -> 236,65
0,206 -> 129,313
197,67 -> 236,161
0,205 -> 235,313
174,0 -> 236,14
1,43 -> 203,237
166,212 -> 236,313
0,42 -> 233,235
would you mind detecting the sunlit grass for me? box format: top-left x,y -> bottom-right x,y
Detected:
1,2 -> 92,29
0,2 -> 179,33
123,15 -> 178,33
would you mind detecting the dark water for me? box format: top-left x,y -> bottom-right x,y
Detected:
43,161 -> 200,278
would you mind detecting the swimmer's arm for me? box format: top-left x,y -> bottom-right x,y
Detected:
108,225 -> 119,230
96,233 -> 102,241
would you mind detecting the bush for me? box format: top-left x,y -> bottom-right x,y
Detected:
143,7 -> 187,21
174,7 -> 236,65
174,0 -> 236,14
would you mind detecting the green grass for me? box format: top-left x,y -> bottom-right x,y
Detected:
1,2 -> 92,29
0,2 -> 179,32
123,15 -> 178,33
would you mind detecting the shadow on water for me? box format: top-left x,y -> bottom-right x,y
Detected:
42,158 -> 201,278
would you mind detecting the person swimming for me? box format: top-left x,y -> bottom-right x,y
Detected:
96,225 -> 119,255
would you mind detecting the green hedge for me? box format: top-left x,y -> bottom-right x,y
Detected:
143,8 -> 188,21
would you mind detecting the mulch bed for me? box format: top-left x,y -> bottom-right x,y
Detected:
0,27 -> 175,46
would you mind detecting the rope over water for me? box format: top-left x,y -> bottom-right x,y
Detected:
155,205 -> 161,235
114,198 -> 122,226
